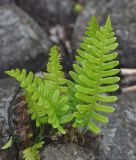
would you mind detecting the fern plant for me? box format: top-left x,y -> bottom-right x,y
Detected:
6,46 -> 73,134
69,16 -> 120,133
5,16 -> 120,159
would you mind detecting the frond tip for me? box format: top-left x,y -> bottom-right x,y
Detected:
45,45 -> 67,93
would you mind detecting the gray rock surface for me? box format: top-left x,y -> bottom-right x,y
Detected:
72,0 -> 136,68
0,5 -> 51,77
40,143 -> 95,160
0,78 -> 19,159
0,0 -> 14,5
96,92 -> 136,160
16,0 -> 74,28
40,93 -> 136,160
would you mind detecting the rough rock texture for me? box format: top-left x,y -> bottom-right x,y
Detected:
40,143 -> 95,160
72,0 -> 136,68
0,5 -> 51,77
40,93 -> 136,160
16,0 -> 74,28
93,92 -> 136,160
0,78 -> 19,159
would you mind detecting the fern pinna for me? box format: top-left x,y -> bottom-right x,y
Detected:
5,46 -> 73,134
69,16 -> 120,133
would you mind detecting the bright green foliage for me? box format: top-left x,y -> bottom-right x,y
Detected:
23,141 -> 44,160
69,16 -> 120,133
1,136 -> 13,150
5,46 -> 73,134
5,16 -> 120,135
45,46 -> 67,93
5,69 -> 47,127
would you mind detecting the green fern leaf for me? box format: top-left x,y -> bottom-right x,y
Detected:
5,46 -> 73,134
23,141 -> 44,160
70,16 -> 120,133
45,46 -> 67,93
5,69 -> 47,127
1,136 -> 13,150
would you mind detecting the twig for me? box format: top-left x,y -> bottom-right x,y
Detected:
121,68 -> 136,76
122,85 -> 136,93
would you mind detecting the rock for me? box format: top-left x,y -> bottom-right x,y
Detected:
16,0 -> 74,28
40,143 -> 95,160
120,75 -> 136,88
0,78 -> 19,159
0,0 -> 14,5
72,0 -> 136,68
94,92 -> 136,160
40,92 -> 136,160
0,5 -> 51,77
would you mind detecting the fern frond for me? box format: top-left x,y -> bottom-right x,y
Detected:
6,68 -> 73,134
23,141 -> 44,160
67,17 -> 99,109
5,46 -> 73,134
5,69 -> 48,127
70,16 -> 120,133
45,46 -> 67,93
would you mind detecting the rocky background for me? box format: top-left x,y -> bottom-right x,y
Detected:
0,0 -> 136,160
